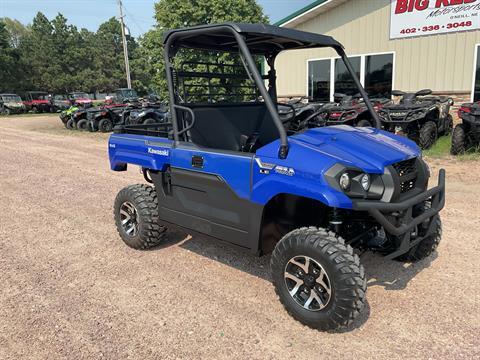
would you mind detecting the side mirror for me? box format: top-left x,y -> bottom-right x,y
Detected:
448,98 -> 454,106
415,89 -> 432,96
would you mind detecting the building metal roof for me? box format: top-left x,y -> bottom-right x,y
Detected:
275,0 -> 349,28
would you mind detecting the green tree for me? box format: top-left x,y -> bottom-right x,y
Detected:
19,12 -> 56,91
0,17 -> 28,48
0,20 -> 26,92
136,0 -> 268,98
15,13 -> 143,94
93,17 -> 139,93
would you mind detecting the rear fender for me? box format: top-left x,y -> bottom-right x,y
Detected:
108,134 -> 173,172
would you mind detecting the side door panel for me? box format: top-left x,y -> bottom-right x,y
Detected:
153,143 -> 262,249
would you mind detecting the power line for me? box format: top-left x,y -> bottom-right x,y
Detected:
123,6 -> 146,35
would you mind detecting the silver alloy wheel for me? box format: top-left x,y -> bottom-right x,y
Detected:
119,201 -> 139,237
284,255 -> 332,311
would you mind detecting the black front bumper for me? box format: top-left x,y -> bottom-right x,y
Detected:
352,169 -> 445,259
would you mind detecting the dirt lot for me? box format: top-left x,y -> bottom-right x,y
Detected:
0,115 -> 479,359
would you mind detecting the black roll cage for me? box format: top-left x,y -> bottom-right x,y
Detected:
163,23 -> 381,159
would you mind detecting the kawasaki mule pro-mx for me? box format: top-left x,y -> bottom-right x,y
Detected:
108,23 -> 445,331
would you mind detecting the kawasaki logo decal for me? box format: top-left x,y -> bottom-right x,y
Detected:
147,147 -> 169,156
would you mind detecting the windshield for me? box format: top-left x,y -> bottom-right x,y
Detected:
30,93 -> 48,100
54,95 -> 67,100
71,93 -> 89,99
116,89 -> 137,98
2,95 -> 22,102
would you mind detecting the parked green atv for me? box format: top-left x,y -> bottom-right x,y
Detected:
59,105 -> 79,128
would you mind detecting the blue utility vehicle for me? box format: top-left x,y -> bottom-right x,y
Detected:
108,23 -> 445,331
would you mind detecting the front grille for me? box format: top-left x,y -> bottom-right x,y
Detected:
393,158 -> 417,193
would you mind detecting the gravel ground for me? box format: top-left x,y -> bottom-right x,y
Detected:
0,115 -> 479,359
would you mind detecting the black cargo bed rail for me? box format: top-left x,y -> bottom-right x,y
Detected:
113,122 -> 173,138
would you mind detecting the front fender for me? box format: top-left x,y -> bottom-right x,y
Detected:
251,173 -> 353,209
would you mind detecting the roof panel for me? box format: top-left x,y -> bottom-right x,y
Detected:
162,22 -> 343,54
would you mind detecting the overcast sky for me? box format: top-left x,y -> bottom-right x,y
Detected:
0,0 -> 313,37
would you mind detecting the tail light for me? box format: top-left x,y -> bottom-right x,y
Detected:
458,106 -> 471,116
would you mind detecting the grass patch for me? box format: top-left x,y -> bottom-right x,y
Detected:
424,136 -> 451,158
423,135 -> 480,161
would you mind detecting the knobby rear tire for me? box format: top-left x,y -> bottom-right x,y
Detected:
450,124 -> 467,155
114,184 -> 166,250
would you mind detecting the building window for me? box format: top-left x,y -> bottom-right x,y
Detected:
334,56 -> 360,96
308,59 -> 330,101
365,54 -> 393,98
473,45 -> 480,102
307,52 -> 394,101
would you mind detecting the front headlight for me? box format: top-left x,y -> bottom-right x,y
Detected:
325,164 -> 385,199
360,173 -> 370,191
339,173 -> 351,190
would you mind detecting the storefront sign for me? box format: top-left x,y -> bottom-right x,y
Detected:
390,0 -> 480,39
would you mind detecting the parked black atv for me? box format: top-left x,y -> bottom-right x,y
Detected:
278,97 -> 326,131
377,89 -> 453,149
68,106 -> 107,130
66,107 -> 91,130
67,102 -> 129,130
303,93 -> 389,129
88,105 -> 131,132
451,102 -> 480,155
124,104 -> 169,126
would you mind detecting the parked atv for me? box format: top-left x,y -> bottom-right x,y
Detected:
108,23 -> 445,332
377,89 -> 453,149
68,101 -> 129,130
68,106 -> 103,130
51,94 -> 71,112
124,104 -> 169,126
88,105 -> 130,132
0,93 -> 26,115
24,91 -> 51,113
278,97 -> 326,131
451,102 -> 480,154
304,93 -> 389,129
59,105 -> 79,128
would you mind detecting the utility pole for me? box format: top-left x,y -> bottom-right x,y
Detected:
117,0 -> 131,89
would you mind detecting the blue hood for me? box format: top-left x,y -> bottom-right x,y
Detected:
257,125 -> 420,174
